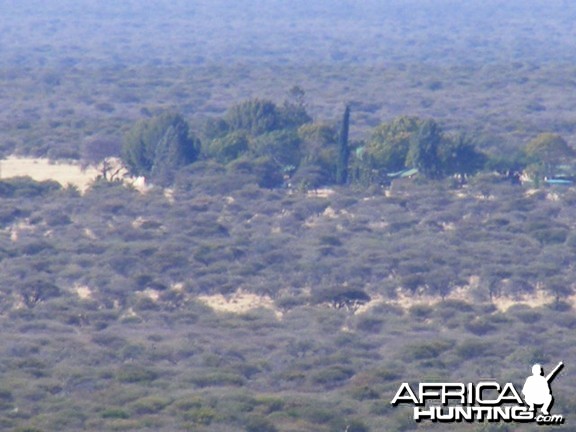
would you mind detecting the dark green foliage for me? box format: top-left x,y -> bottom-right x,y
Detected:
406,119 -> 443,178
356,118 -> 486,182
524,133 -> 575,177
251,129 -> 301,167
441,133 -> 487,177
362,116 -> 421,173
297,123 -> 339,185
202,98 -> 312,185
204,131 -> 249,163
225,99 -> 282,136
278,100 -> 312,130
336,104 -> 351,185
216,98 -> 311,142
122,113 -> 199,184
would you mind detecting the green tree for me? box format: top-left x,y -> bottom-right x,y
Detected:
524,133 -> 575,178
225,99 -> 281,136
250,129 -> 301,167
336,104 -> 351,185
406,119 -> 443,178
204,131 -> 249,163
206,98 -> 311,183
224,98 -> 311,137
363,116 -> 422,173
279,102 -> 311,131
297,123 -> 338,185
440,133 -> 487,177
122,113 -> 199,184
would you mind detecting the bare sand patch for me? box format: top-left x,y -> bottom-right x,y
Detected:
307,188 -> 335,198
0,156 -> 152,193
491,290 -> 557,312
197,290 -> 282,319
354,286 -> 568,315
75,285 -> 93,300
0,157 -> 99,191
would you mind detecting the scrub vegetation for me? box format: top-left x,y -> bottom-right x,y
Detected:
1,1 -> 576,431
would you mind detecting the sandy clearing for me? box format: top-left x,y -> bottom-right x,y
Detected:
75,285 -> 93,300
197,285 -> 570,323
355,285 -> 565,314
0,156 -> 151,193
197,290 -> 283,319
0,157 -> 99,191
307,188 -> 334,198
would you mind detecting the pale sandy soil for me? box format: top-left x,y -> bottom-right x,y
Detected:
307,188 -> 334,198
75,285 -> 93,300
357,286 -> 568,314
0,157 -> 150,193
197,290 -> 283,319
195,286 -> 570,322
0,157 -> 99,191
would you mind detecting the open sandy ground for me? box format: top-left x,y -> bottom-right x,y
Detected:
0,157 -> 98,191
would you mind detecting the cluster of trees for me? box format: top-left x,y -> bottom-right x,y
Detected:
121,113 -> 200,186
523,132 -> 576,180
354,116 -> 487,183
109,96 -> 576,191
113,96 -> 496,189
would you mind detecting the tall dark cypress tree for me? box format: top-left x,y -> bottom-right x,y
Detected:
336,104 -> 350,185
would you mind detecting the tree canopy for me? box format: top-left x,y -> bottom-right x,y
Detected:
357,116 -> 486,181
117,103 -> 576,189
524,133 -> 575,177
363,116 -> 421,173
122,113 -> 200,185
406,119 -> 443,178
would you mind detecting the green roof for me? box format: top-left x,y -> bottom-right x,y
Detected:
387,168 -> 418,178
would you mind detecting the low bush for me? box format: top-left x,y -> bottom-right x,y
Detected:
116,365 -> 159,384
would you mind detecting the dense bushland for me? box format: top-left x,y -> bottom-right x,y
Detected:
1,1 -> 576,430
0,171 -> 574,430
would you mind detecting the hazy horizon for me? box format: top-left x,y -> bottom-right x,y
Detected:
3,0 -> 576,68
